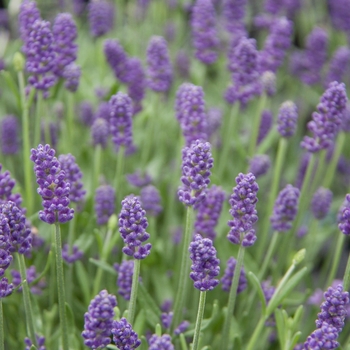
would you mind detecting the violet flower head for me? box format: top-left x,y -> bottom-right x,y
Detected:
227,173 -> 259,247
207,107 -> 222,140
104,39 -> 130,84
30,144 -> 74,224
303,322 -> 340,349
174,321 -> 190,335
329,0 -> 350,33
0,277 -> 13,298
40,121 -> 59,149
301,81 -> 348,153
175,83 -> 208,146
325,47 -> 350,88
146,36 -> 173,93
82,289 -> 117,349
24,335 -> 46,350
62,244 -> 83,263
191,0 -> 219,65
175,50 -> 190,79
311,187 -> 333,220
127,57 -> 146,115
109,92 -> 134,153
189,234 -> 220,291
258,110 -> 273,145
24,19 -> 57,94
194,185 -> 225,241
0,248 -> 12,277
88,0 -> 114,38
161,312 -> 173,329
118,195 -> 151,260
178,140 -> 214,207
248,154 -> 271,178
1,115 -> 19,155
95,102 -> 111,123
270,184 -> 300,232
338,194 -> 350,235
91,118 -> 109,149
126,170 -> 152,188
18,0 -> 41,42
58,154 -> 86,205
140,185 -> 162,217
62,63 -> 81,92
261,71 -> 276,97
277,101 -> 298,138
115,260 -> 134,301
222,0 -> 246,35
221,256 -> 247,293
79,101 -> 95,127
259,17 -> 293,73
0,165 -> 22,208
111,317 -> 141,350
1,201 -> 31,254
148,334 -> 174,350
94,185 -> 115,226
52,12 -> 78,77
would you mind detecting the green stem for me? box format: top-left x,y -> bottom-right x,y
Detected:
18,71 -> 33,215
127,258 -> 141,325
192,291 -> 207,350
66,92 -> 75,153
259,231 -> 279,280
221,244 -> 245,350
172,206 -> 194,332
17,253 -> 37,346
343,251 -> 350,292
246,316 -> 266,350
34,90 -> 43,147
257,137 -> 288,262
66,214 -> 76,305
92,144 -> 102,196
53,223 -> 69,350
326,233 -> 345,288
0,300 -> 4,350
115,146 -> 125,207
248,94 -> 267,157
310,150 -> 326,195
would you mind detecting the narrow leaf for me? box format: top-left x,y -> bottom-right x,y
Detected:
247,271 -> 266,316
89,258 -> 117,275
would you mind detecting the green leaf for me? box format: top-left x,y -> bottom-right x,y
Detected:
75,261 -> 91,305
291,305 -> 304,330
247,272 -> 267,316
65,302 -> 75,332
180,333 -> 189,350
137,283 -> 161,327
274,308 -> 286,350
30,251 -> 52,287
89,258 -> 117,275
133,309 -> 146,336
289,331 -> 302,350
0,71 -> 20,107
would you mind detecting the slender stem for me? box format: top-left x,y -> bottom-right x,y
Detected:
172,206 -> 194,332
246,316 -> 266,350
259,231 -> 279,280
17,253 -> 37,346
93,144 -> 102,197
53,223 -> 69,350
192,291 -> 207,350
310,150 -> 326,196
257,137 -> 288,262
66,214 -> 76,305
34,90 -> 43,147
18,71 -> 33,215
0,300 -> 4,350
115,146 -> 125,208
325,233 -> 345,288
66,92 -> 75,153
221,244 -> 245,350
127,258 -> 141,325
343,251 -> 350,292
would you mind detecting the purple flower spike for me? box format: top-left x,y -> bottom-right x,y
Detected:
127,57 -> 146,115
0,213 -> 10,249
222,0 -> 246,35
146,36 -> 173,93
30,144 -> 74,224
301,81 -> 348,153
62,63 -> 81,92
221,257 -> 247,294
52,12 -> 78,77
248,154 -> 271,178
24,19 -> 57,93
82,289 -> 117,349
175,83 -> 208,146
88,0 -> 114,38
148,334 -> 174,350
0,165 -> 23,208
1,115 -> 19,155
140,185 -> 162,217
94,185 -> 115,226
175,50 -> 190,79
109,92 -> 134,153
79,101 -> 95,127
24,335 -> 46,350
258,110 -> 273,145
227,173 -> 259,247
191,0 -> 219,65
19,0 -> 41,42
194,185 -> 225,241
62,244 -> 83,263
329,0 -> 350,33
303,322 -> 339,349
325,47 -> 350,87
58,154 -> 86,205
277,101 -> 298,138
270,184 -> 300,232
189,234 -> 220,291
115,260 -> 134,301
111,317 -> 141,350
104,39 -> 130,83
161,312 -> 173,329
174,321 -> 190,335
119,195 -> 151,260
126,170 -> 152,188
0,277 -> 13,298
0,249 -> 12,277
311,187 -> 333,220
1,201 -> 32,254
261,71 -> 276,97
178,140 -> 214,207
91,118 -> 109,149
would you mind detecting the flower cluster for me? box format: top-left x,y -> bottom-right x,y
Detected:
311,187 -> 333,220
221,257 -> 247,294
111,318 -> 141,350
148,334 -> 174,350
140,185 -> 162,217
0,115 -> 19,155
115,260 -> 134,301
88,0 -> 114,38
94,185 -> 115,226
277,101 -> 298,138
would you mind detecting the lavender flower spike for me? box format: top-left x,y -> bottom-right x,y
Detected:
277,101 -> 298,138
119,195 -> 151,260
221,257 -> 247,293
191,0 -> 219,65
30,144 -> 74,224
111,317 -> 141,350
19,0 -> 41,43
146,36 -> 173,93
0,277 -> 13,298
189,234 -> 220,291
140,185 -> 162,217
301,81 -> 348,153
270,184 -> 300,232
311,187 -> 333,220
91,118 -> 109,149
148,334 -> 174,350
94,185 -> 115,226
0,115 -> 19,155
82,289 -> 117,349
227,173 -> 259,247
178,140 -> 214,207
248,154 -> 271,179
88,0 -> 114,38
115,260 -> 134,301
